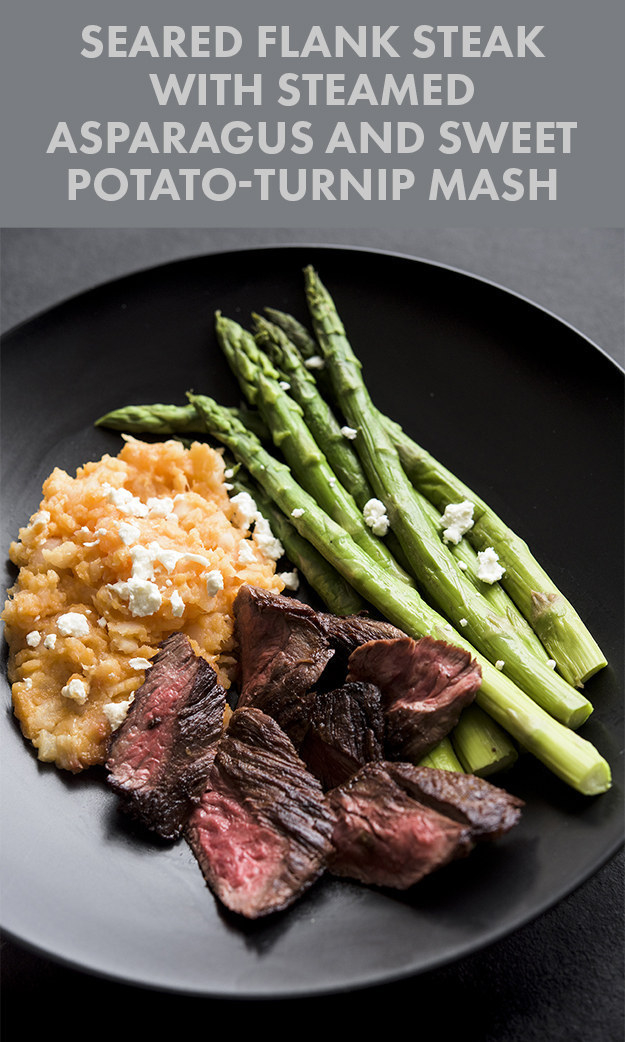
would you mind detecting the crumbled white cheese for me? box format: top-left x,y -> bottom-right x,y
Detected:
230,491 -> 258,530
103,698 -> 133,731
205,570 -> 224,598
118,521 -> 141,546
61,677 -> 89,704
279,570 -> 300,591
291,507 -> 305,518
459,618 -> 468,627
476,547 -> 505,584
224,468 -> 234,479
129,657 -> 152,671
305,355 -> 325,370
253,516 -> 284,561
108,577 -> 163,617
341,426 -> 358,440
440,500 -> 475,545
146,496 -> 175,517
238,539 -> 257,564
130,542 -> 211,580
104,484 -> 149,517
279,381 -> 291,390
547,658 -> 557,669
169,590 -> 185,617
363,498 -> 390,537
57,612 -> 90,638
495,660 -> 505,670
43,633 -> 57,650
457,560 -> 468,571
26,630 -> 41,648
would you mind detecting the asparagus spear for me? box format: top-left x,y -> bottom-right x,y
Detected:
95,401 -> 203,435
227,467 -> 365,617
418,737 -> 464,772
186,391 -> 611,796
451,704 -> 519,777
95,401 -> 270,442
253,312 -> 374,508
263,307 -> 319,361
214,311 -> 416,589
302,265 -> 594,730
384,416 -> 607,688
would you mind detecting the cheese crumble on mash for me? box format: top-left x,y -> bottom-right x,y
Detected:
2,437 -> 285,772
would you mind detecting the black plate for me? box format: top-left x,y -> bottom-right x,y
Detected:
1,245 -> 623,997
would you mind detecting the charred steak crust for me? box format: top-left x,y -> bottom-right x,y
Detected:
185,707 -> 337,919
386,762 -> 524,839
327,761 -> 475,889
232,586 -> 405,744
233,586 -> 336,744
106,632 -> 226,840
347,635 -> 482,761
299,681 -> 385,790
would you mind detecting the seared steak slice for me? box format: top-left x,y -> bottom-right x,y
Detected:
299,681 -> 385,790
386,762 -> 524,840
233,586 -> 405,742
233,586 -> 335,744
348,636 -> 481,762
185,707 -> 337,919
106,633 -> 226,840
327,761 -> 474,889
317,610 -> 404,685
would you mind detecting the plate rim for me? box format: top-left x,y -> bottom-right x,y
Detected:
2,240 -> 624,378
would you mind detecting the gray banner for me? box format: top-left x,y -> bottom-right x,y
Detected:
0,0 -> 623,227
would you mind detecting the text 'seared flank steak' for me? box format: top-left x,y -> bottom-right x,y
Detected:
3,262 -> 613,925
107,633 -> 227,840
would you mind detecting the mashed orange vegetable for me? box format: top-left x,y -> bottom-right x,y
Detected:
2,437 -> 285,772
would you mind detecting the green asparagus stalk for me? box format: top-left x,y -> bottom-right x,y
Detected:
95,401 -> 203,435
451,704 -> 519,776
227,468 -> 365,617
252,312 -> 419,577
214,311 -> 416,590
418,737 -> 464,772
187,391 -> 611,796
384,416 -> 607,689
302,265 -> 594,730
263,305 -> 337,397
253,312 -> 374,509
418,491 -> 552,664
95,401 -> 270,442
263,307 -> 319,360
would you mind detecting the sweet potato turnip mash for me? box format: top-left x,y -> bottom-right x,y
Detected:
2,436 -> 285,771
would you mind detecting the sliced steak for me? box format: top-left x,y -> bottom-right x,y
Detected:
318,610 -> 404,685
347,636 -> 481,762
185,707 -> 337,919
386,762 -> 524,840
299,681 -> 385,790
233,586 -> 404,744
327,761 -> 474,889
106,632 -> 226,840
233,586 -> 335,744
